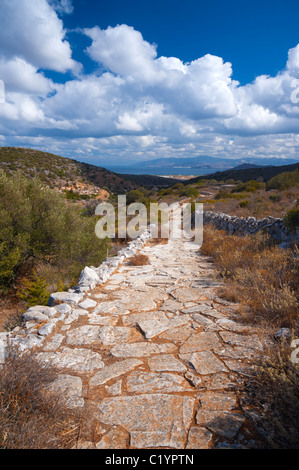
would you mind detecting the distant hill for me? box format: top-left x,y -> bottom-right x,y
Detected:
128,155 -> 299,172
187,162 -> 299,184
118,173 -> 180,188
231,163 -> 267,170
0,147 -> 177,193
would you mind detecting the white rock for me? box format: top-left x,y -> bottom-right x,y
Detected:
38,321 -> 55,336
77,266 -> 100,290
55,303 -> 72,315
78,298 -> 97,309
0,332 -> 8,364
23,310 -> 49,323
274,328 -> 292,340
48,292 -> 84,306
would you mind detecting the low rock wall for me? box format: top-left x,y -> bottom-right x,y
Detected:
0,226 -> 152,361
203,211 -> 295,245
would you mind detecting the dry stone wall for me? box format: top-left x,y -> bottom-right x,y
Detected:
202,210 -> 297,246
0,204 -> 271,448
0,226 -> 153,359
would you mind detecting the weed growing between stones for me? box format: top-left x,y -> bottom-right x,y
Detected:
127,254 -> 151,266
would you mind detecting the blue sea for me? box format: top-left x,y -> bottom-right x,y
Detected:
103,166 -> 217,177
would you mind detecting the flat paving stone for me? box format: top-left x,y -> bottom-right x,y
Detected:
171,287 -> 205,303
97,394 -> 195,448
110,342 -> 177,358
78,298 -> 98,309
180,350 -> 228,375
43,334 -> 64,351
92,302 -> 120,315
98,326 -> 140,346
126,371 -> 193,393
196,410 -> 245,440
179,332 -> 222,354
66,325 -> 101,345
122,311 -> 168,327
186,427 -> 213,449
159,325 -> 194,343
198,391 -> 237,411
148,354 -> 187,372
96,428 -> 129,449
219,331 -> 263,350
137,318 -> 171,339
37,347 -> 105,372
48,374 -> 84,409
90,359 -> 143,386
88,315 -> 119,326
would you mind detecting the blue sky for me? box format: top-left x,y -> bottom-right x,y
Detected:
61,0 -> 299,85
0,0 -> 299,166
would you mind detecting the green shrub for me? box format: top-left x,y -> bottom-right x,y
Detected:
215,189 -> 232,200
267,170 -> 299,190
180,186 -> 199,198
232,180 -> 266,193
17,271 -> 49,306
239,200 -> 249,208
126,189 -> 145,204
269,194 -> 282,203
284,207 -> 299,231
0,170 -> 110,293
171,183 -> 184,190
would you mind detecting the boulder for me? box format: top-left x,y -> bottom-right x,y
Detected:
77,266 -> 100,290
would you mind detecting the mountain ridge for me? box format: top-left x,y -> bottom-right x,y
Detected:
0,147 -> 178,192
127,155 -> 299,171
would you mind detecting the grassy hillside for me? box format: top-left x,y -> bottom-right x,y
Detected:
187,162 -> 299,184
0,147 -> 176,193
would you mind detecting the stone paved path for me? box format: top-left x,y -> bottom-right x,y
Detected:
10,204 -> 267,449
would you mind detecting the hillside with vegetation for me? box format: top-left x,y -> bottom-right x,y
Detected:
0,170 -> 112,329
0,148 -> 299,449
0,147 -> 177,195
187,162 -> 299,184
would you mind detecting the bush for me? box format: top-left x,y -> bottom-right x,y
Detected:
269,194 -> 282,203
0,170 -> 110,294
171,183 -> 184,190
201,225 -> 299,328
126,189 -> 145,204
284,206 -> 299,231
245,343 -> 299,448
16,270 -> 50,306
232,180 -> 266,193
0,348 -> 83,449
127,254 -> 150,266
180,186 -> 199,198
267,170 -> 299,190
239,200 -> 249,208
215,189 -> 231,200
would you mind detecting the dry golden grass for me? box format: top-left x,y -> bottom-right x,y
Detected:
244,341 -> 299,448
0,347 -> 85,449
200,187 -> 299,219
0,297 -> 24,333
127,254 -> 151,266
202,224 -> 299,448
148,236 -> 169,245
201,225 -> 299,329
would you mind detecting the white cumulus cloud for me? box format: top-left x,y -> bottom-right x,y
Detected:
0,0 -> 79,73
0,12 -> 299,163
